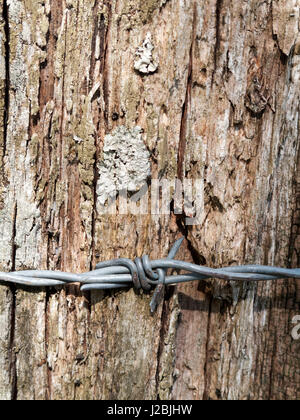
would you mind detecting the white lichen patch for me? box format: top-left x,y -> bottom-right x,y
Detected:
97,126 -> 151,205
134,33 -> 158,74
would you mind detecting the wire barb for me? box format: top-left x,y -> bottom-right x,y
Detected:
0,237 -> 299,312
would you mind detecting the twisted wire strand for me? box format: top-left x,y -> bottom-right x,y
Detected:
0,237 -> 299,311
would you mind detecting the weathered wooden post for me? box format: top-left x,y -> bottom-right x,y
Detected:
0,0 -> 299,400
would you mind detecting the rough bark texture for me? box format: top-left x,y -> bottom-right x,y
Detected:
0,0 -> 299,400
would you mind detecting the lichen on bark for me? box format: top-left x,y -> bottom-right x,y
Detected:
97,125 -> 151,206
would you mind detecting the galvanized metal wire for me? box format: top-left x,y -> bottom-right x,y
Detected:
0,237 -> 299,312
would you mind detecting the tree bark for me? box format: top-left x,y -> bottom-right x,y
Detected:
0,0 -> 299,400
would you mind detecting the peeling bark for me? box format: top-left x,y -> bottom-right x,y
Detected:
0,0 -> 299,400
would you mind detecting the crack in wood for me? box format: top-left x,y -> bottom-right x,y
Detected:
9,201 -> 18,400
154,285 -> 174,398
39,0 -> 63,113
45,289 -> 52,400
2,0 -> 10,167
101,1 -> 112,129
202,295 -> 213,400
90,1 -> 112,273
177,2 -> 196,181
211,0 -> 223,87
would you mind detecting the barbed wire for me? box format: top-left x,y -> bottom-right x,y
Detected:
0,237 -> 299,312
